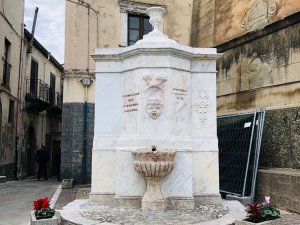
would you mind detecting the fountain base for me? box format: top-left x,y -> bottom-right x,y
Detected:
142,177 -> 165,211
60,199 -> 246,225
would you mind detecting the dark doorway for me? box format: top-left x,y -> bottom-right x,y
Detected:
51,140 -> 61,178
27,127 -> 36,176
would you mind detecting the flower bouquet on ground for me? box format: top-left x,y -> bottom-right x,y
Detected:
33,197 -> 55,219
236,195 -> 281,225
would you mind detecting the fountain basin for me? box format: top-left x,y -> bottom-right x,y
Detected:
132,148 -> 176,211
132,149 -> 176,178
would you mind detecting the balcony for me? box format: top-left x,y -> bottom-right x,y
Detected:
25,79 -> 50,112
25,79 -> 63,113
25,79 -> 51,113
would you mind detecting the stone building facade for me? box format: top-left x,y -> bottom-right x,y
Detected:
191,0 -> 300,213
64,0 -> 300,212
0,0 -> 63,180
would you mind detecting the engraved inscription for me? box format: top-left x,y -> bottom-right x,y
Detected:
123,92 -> 139,113
172,88 -> 187,100
172,87 -> 188,119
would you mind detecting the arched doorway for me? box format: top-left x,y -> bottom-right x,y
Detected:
27,127 -> 36,176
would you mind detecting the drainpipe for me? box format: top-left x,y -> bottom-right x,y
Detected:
15,8 -> 25,180
27,7 -> 38,53
80,77 -> 92,184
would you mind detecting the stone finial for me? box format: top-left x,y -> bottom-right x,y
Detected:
146,7 -> 165,34
136,6 -> 177,44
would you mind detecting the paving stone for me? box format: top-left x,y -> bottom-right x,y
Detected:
79,201 -> 229,225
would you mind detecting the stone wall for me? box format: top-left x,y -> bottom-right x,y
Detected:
217,11 -> 300,114
61,103 -> 94,184
215,11 -> 300,212
261,107 -> 300,169
190,0 -> 215,47
214,0 -> 300,45
256,168 -> 300,213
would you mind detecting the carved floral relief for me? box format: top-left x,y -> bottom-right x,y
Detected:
192,90 -> 210,123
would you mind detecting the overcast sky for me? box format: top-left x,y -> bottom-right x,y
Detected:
24,0 -> 65,64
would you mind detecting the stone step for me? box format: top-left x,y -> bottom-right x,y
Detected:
0,176 -> 6,183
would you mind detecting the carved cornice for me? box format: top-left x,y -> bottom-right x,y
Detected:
63,69 -> 95,79
118,0 -> 166,14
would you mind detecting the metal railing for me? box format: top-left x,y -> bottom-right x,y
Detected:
217,108 -> 265,201
26,79 -> 62,109
26,79 -> 50,102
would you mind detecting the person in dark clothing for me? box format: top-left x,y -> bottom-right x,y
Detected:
36,144 -> 49,180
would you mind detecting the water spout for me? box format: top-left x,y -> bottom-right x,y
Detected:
151,145 -> 157,152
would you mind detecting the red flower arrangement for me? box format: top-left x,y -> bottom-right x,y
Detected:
33,197 -> 55,220
245,195 -> 280,223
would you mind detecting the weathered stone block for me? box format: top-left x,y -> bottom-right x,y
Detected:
62,178 -> 74,189
30,211 -> 59,225
226,195 -> 252,206
200,11 -> 214,29
199,23 -> 214,40
0,176 -> 6,183
166,197 -> 195,209
256,168 -> 300,213
199,35 -> 214,48
200,0 -> 215,18
218,77 -> 240,96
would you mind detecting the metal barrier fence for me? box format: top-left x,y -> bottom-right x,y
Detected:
217,108 -> 265,201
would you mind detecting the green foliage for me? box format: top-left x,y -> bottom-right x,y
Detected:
35,207 -> 55,220
245,196 -> 280,223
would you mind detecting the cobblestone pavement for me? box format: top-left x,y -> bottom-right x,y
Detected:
56,187 -> 300,225
80,201 -> 228,225
0,178 -> 59,225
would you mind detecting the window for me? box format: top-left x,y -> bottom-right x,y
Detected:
2,38 -> 11,88
30,59 -> 38,97
49,73 -> 56,105
128,14 -> 152,46
119,1 -> 165,46
8,100 -> 14,124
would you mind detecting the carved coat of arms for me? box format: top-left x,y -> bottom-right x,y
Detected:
241,0 -> 277,31
143,75 -> 167,119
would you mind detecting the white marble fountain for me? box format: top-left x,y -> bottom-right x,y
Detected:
59,7 -> 247,225
90,7 -> 221,209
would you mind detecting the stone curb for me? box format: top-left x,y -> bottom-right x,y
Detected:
50,184 -> 63,208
